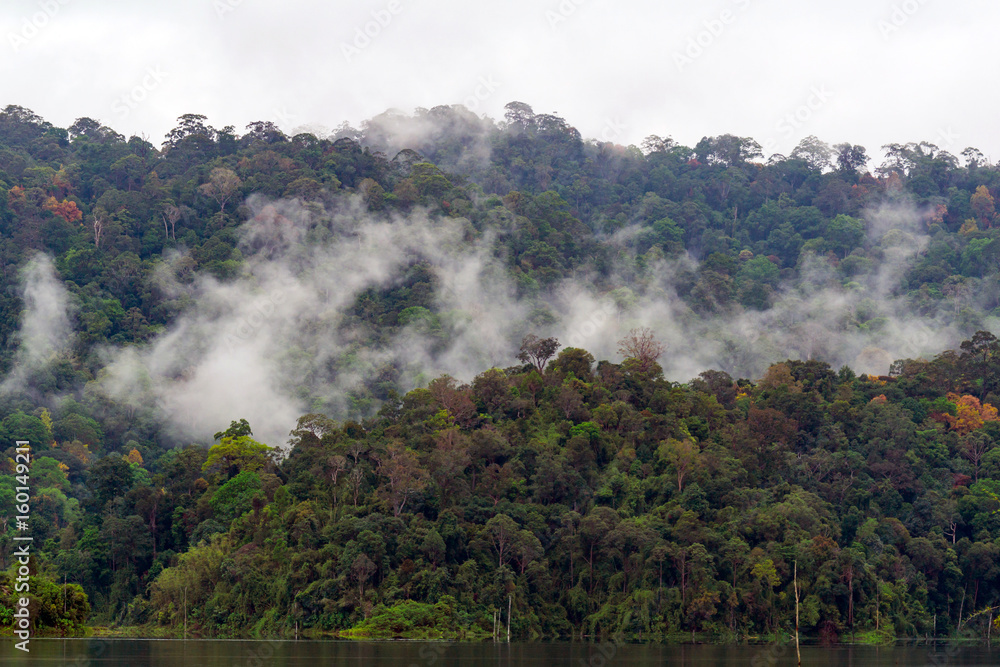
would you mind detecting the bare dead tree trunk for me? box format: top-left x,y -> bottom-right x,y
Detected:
958,584 -> 968,633
794,561 -> 801,667
507,594 -> 512,642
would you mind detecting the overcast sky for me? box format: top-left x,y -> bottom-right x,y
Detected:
2,0 -> 995,162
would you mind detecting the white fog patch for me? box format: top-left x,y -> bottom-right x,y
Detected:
61,193 -> 974,449
1,254 -> 74,392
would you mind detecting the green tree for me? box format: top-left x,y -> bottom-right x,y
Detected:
826,214 -> 864,258
210,469 -> 263,522
202,435 -> 273,482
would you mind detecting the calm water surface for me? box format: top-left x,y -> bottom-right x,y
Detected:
0,639 -> 999,666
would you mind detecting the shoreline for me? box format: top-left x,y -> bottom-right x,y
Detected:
3,627 -> 990,646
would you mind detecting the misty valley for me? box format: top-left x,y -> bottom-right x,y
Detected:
0,101 -> 999,650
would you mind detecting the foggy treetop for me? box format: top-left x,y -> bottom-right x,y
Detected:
0,100 -> 999,642
0,102 -> 995,437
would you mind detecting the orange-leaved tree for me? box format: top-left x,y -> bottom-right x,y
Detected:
43,196 -> 83,223
970,185 -> 996,228
942,393 -> 999,435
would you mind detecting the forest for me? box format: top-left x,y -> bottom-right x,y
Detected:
0,100 -> 998,641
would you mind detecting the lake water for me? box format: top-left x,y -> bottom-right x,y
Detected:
0,639 -> 998,666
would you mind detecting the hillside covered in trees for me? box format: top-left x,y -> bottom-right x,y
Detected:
0,101 -> 998,640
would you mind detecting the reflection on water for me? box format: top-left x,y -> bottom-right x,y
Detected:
0,639 -> 997,666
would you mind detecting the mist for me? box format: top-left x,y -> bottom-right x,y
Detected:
1,254 -> 74,394
565,199 -> 972,380
354,106 -> 497,176
0,190 -> 986,450
91,195 -> 529,448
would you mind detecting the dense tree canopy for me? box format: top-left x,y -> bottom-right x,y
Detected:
0,102 -> 997,640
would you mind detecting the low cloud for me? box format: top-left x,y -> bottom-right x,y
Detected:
1,254 -> 74,393
0,195 -> 983,450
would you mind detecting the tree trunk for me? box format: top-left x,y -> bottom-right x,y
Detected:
958,584 -> 967,632
679,550 -> 687,608
658,561 -> 663,614
794,561 -> 801,667
150,511 -> 157,560
847,568 -> 854,628
589,545 -> 595,595
507,595 -> 512,642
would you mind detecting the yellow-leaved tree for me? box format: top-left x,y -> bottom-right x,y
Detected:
943,393 -> 999,435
